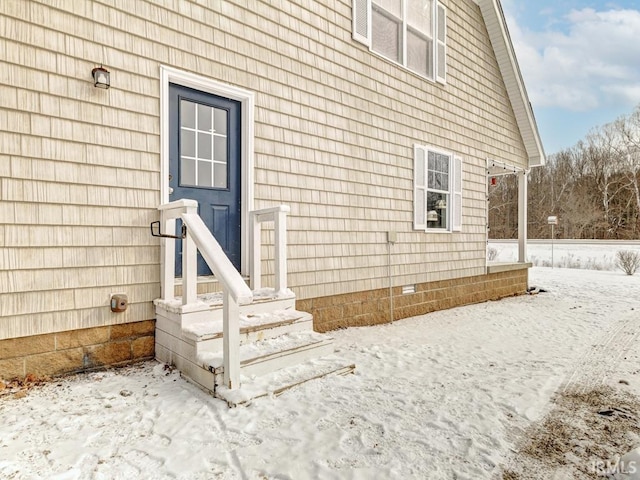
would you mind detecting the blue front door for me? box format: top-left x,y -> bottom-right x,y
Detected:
169,83 -> 242,275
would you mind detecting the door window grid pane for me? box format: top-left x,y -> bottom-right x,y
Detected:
198,160 -> 213,187
180,101 -> 195,129
180,100 -> 228,189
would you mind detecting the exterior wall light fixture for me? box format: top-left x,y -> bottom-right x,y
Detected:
92,65 -> 110,89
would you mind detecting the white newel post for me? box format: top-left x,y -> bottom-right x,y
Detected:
223,288 -> 240,389
182,232 -> 197,306
274,209 -> 287,294
182,202 -> 199,306
250,212 -> 261,290
249,206 -> 290,293
161,218 -> 176,301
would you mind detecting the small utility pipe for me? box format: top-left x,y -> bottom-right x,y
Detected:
387,231 -> 396,323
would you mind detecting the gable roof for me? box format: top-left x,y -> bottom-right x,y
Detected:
473,0 -> 546,166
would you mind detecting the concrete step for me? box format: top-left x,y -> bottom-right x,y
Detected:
199,331 -> 337,385
215,355 -> 356,407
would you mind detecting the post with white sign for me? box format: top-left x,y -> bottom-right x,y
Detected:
548,216 -> 558,268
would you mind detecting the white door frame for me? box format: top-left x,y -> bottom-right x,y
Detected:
160,66 -> 255,275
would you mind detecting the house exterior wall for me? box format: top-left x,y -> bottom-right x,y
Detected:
0,0 -> 529,354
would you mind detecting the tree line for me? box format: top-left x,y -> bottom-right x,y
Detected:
489,105 -> 640,240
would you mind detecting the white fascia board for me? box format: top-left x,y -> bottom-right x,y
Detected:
474,0 -> 546,167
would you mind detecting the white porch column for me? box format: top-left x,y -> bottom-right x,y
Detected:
518,170 -> 528,263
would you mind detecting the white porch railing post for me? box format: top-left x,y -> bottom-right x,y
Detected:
182,202 -> 198,306
274,209 -> 287,294
161,218 -> 176,301
182,229 -> 198,306
159,199 -> 200,305
249,212 -> 261,290
223,287 -> 240,389
249,205 -> 290,294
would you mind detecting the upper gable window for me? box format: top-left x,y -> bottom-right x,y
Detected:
353,0 -> 447,83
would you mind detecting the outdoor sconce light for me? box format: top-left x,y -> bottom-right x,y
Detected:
92,66 -> 110,89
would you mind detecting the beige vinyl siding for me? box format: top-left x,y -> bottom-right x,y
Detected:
252,0 -> 526,298
0,0 -> 527,339
0,0 -> 161,339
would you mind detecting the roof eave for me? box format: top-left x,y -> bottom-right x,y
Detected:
473,0 -> 546,167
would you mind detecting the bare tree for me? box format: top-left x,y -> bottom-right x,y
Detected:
489,103 -> 640,240
614,106 -> 640,237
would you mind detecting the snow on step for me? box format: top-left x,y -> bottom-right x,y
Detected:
183,308 -> 311,342
215,355 -> 356,407
197,287 -> 295,307
156,287 -> 295,314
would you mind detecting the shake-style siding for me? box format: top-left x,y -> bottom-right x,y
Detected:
0,0 -> 528,342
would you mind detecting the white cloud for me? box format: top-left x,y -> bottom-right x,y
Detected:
506,7 -> 640,112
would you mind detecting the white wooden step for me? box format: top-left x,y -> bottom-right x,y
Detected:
184,309 -> 313,356
197,289 -> 297,323
215,355 -> 356,407
154,288 -> 297,328
199,331 -> 337,383
155,309 -> 314,369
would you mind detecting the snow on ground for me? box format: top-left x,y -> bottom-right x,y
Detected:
1,266 -> 640,480
489,240 -> 640,270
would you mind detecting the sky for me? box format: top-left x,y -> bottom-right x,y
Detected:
500,0 -> 640,155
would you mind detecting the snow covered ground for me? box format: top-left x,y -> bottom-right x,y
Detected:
2,265 -> 640,479
489,240 -> 640,271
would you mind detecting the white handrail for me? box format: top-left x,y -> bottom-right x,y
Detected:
250,205 -> 290,294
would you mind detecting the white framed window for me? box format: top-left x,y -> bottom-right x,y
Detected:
414,145 -> 462,232
353,0 -> 447,83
